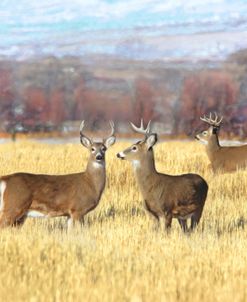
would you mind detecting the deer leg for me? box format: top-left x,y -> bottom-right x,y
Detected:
0,180 -> 32,228
190,208 -> 203,231
13,213 -> 28,227
144,201 -> 160,231
160,213 -> 172,233
67,213 -> 85,232
0,202 -> 31,228
178,219 -> 188,233
0,210 -> 28,228
147,212 -> 160,231
0,212 -> 15,228
152,217 -> 160,232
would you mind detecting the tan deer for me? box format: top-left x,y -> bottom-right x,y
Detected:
195,113 -> 247,173
0,121 -> 116,229
117,120 -> 208,233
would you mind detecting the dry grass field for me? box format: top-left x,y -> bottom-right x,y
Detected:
0,139 -> 246,302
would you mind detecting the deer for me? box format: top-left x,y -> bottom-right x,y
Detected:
0,121 -> 116,229
117,120 -> 208,233
195,112 -> 247,173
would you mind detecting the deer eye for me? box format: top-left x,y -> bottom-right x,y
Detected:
203,131 -> 207,136
132,146 -> 137,151
91,147 -> 96,152
101,146 -> 106,152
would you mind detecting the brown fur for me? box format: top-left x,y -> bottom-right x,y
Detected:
196,125 -> 247,173
117,130 -> 208,233
0,125 -> 116,229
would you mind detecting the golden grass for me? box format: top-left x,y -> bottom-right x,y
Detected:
0,140 -> 246,302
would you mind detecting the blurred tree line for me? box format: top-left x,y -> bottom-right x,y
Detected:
0,52 -> 246,137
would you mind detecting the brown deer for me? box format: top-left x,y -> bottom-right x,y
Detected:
117,120 -> 208,233
0,121 -> 116,229
195,113 -> 247,173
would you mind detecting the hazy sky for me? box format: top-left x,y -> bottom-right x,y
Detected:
0,0 -> 247,60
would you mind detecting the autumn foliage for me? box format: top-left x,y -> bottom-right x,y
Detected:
0,57 -> 244,136
180,71 -> 239,134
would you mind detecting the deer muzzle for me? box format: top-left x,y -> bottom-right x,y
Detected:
117,152 -> 125,160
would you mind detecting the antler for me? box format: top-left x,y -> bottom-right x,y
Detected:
103,121 -> 116,148
130,119 -> 151,135
200,112 -> 223,127
79,120 -> 92,143
104,120 -> 115,140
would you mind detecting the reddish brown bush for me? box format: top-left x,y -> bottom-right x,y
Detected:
180,71 -> 239,133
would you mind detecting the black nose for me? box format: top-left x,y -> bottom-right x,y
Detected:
117,153 -> 125,160
96,154 -> 103,160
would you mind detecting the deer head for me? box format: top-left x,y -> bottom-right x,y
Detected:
117,120 -> 157,165
80,121 -> 116,165
195,112 -> 223,144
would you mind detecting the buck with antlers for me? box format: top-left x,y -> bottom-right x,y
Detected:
0,121 -> 116,229
117,120 -> 208,233
195,113 -> 247,173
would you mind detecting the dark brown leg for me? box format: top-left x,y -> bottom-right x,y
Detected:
191,208 -> 203,230
160,213 -> 172,233
178,219 -> 188,232
13,213 -> 28,227
144,201 -> 160,231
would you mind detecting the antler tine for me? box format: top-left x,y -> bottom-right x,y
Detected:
213,112 -> 218,124
216,116 -> 223,126
200,112 -> 223,127
79,120 -> 93,142
109,120 -> 115,137
200,115 -> 209,123
130,119 -> 151,135
79,120 -> 85,133
218,116 -> 223,124
213,111 -> 223,126
146,120 -> 151,133
140,119 -> 144,130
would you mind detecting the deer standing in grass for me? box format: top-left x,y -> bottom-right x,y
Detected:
0,121 -> 116,229
117,120 -> 208,233
195,113 -> 247,173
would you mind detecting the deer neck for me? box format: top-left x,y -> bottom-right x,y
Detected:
206,134 -> 221,160
86,160 -> 106,195
133,149 -> 157,191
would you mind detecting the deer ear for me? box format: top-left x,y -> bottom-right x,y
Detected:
104,136 -> 116,149
80,136 -> 92,149
146,134 -> 157,150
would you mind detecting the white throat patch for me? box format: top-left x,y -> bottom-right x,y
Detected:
132,160 -> 141,170
93,162 -> 104,169
200,139 -> 208,145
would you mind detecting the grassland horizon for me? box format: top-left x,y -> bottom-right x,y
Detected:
0,140 -> 246,302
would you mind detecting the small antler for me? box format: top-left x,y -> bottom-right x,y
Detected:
103,121 -> 116,148
130,119 -> 151,135
200,112 -> 223,127
108,120 -> 115,137
79,120 -> 85,133
79,120 -> 92,144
